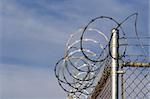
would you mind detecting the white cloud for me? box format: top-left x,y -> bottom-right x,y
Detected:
1,0 -> 70,45
0,64 -> 66,99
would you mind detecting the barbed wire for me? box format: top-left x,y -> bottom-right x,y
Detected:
119,44 -> 150,46
54,13 -> 149,99
120,37 -> 150,39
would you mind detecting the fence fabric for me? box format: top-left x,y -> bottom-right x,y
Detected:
121,64 -> 150,99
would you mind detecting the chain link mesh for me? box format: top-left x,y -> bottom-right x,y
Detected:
90,63 -> 111,99
121,65 -> 150,99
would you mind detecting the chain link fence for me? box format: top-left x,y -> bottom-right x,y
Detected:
90,64 -> 111,99
55,13 -> 150,99
121,64 -> 150,99
90,63 -> 150,99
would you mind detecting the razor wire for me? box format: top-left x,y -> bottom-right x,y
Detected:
54,13 -> 150,99
55,27 -> 110,99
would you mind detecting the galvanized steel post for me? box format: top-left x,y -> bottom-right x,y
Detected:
111,29 -> 119,99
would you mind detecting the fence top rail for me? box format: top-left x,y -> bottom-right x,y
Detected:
121,62 -> 150,67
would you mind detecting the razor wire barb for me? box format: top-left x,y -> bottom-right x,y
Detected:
54,13 -> 150,99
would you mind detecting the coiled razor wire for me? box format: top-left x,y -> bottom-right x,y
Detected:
55,28 -> 110,99
54,13 -> 149,99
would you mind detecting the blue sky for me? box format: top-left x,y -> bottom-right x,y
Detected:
0,0 -> 149,99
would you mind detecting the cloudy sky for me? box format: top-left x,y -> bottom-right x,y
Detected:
0,0 -> 149,99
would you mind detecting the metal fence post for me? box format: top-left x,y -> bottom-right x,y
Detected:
111,29 -> 119,99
